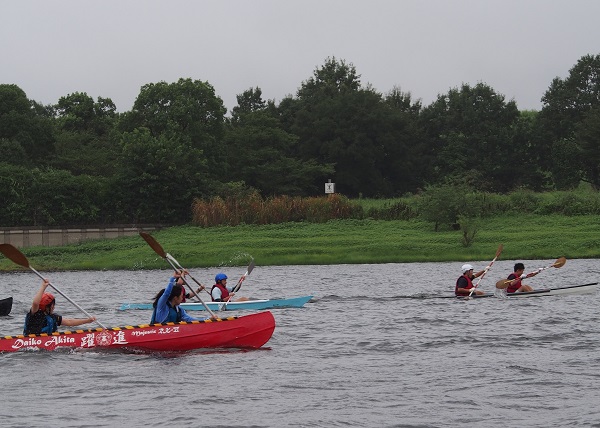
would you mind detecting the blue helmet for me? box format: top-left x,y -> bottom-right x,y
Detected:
215,273 -> 228,283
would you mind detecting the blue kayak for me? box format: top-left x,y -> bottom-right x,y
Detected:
120,295 -> 313,311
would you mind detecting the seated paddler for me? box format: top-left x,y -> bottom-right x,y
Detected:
211,272 -> 249,303
151,270 -> 210,324
24,278 -> 96,335
455,263 -> 487,296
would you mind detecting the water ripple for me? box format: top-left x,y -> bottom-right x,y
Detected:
1,261 -> 599,427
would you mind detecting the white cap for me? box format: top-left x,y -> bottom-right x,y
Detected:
461,264 -> 474,273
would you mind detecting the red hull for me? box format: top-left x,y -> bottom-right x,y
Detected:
0,311 -> 275,353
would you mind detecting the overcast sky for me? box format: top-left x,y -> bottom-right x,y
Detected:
2,1 -> 599,114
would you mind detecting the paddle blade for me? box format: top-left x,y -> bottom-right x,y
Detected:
495,244 -> 503,258
139,232 -> 167,258
552,257 -> 567,268
495,279 -> 510,289
0,244 -> 31,268
232,260 -> 255,293
247,259 -> 256,276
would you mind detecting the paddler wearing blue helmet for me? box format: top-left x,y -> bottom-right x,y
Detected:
211,273 -> 232,302
211,272 -> 249,303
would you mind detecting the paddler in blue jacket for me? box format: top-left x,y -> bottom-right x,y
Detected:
151,271 -> 209,324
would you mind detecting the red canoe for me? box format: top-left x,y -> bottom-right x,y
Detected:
0,311 -> 275,353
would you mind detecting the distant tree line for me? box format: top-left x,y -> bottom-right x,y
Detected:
1,54 -> 600,227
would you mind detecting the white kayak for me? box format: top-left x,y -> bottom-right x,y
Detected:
495,282 -> 598,298
457,282 -> 598,299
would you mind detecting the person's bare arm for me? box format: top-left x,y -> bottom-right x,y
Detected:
30,279 -> 50,313
61,316 -> 96,327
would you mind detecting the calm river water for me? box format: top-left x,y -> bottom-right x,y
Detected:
1,259 -> 599,427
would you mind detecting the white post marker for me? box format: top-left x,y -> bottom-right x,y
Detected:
325,179 -> 335,194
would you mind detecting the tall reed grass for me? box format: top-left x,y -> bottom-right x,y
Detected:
192,192 -> 363,227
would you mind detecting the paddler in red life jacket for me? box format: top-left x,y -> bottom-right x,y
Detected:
504,262 -> 538,293
23,278 -> 96,335
455,264 -> 487,296
210,273 -> 249,302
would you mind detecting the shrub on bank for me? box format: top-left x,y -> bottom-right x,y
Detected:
191,186 -> 600,228
359,186 -> 600,231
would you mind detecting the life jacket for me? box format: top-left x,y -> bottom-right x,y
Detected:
150,302 -> 182,324
506,273 -> 520,293
23,311 -> 60,335
455,274 -> 475,296
211,282 -> 230,302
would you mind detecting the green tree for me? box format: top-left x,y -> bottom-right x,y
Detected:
508,110 -> 551,191
419,83 -> 522,192
284,58 -> 424,197
539,54 -> 600,189
0,84 -> 30,115
0,84 -> 55,164
122,78 -> 227,172
417,183 -> 473,231
225,88 -> 334,196
51,131 -> 122,177
297,56 -> 360,99
55,92 -> 116,135
540,54 -> 600,139
0,163 -> 35,226
0,163 -> 109,226
575,107 -> 600,189
549,138 -> 582,190
376,87 -> 426,196
30,169 -> 108,226
231,87 -> 267,121
53,92 -> 120,176
0,138 -> 28,167
112,128 -> 209,223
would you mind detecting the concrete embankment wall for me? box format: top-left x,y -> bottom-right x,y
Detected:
0,225 -> 164,248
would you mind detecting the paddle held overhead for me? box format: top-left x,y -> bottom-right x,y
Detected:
221,260 -> 255,311
468,244 -> 503,297
165,253 -> 211,299
139,232 -> 217,318
0,243 -> 105,329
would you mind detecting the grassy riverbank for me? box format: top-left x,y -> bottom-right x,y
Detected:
1,214 -> 599,271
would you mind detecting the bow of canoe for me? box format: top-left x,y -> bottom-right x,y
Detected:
0,297 -> 12,316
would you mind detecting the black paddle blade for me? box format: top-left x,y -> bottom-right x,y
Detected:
0,243 -> 31,268
247,259 -> 256,275
232,260 -> 256,293
139,232 -> 167,258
